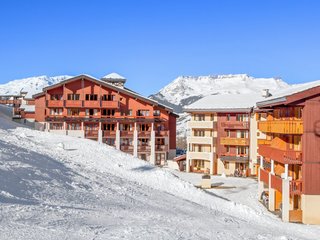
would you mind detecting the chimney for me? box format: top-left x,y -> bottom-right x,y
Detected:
101,73 -> 126,88
261,89 -> 271,98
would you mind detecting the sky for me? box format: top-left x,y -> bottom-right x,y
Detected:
1,0 -> 320,96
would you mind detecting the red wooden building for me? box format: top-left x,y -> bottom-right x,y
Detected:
32,73 -> 178,164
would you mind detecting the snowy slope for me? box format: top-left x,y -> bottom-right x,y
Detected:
149,74 -> 289,137
0,105 -> 320,239
0,75 -> 72,97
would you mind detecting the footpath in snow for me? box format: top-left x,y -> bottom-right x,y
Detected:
0,105 -> 319,240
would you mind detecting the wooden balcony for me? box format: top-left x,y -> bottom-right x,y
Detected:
102,131 -> 116,137
290,180 -> 302,197
83,101 -> 100,108
120,131 -> 134,137
65,100 -> 83,107
270,174 -> 282,192
120,145 -> 134,151
259,168 -> 269,185
187,121 -> 216,129
155,145 -> 168,151
101,101 -> 119,109
258,144 -> 302,164
155,130 -> 168,137
138,131 -> 151,138
138,145 -> 151,152
47,100 -> 64,107
219,154 -> 249,162
221,121 -> 249,129
85,130 -> 98,138
220,137 -> 249,146
258,120 -> 303,134
257,139 -> 272,145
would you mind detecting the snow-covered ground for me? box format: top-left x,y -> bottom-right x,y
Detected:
0,105 -> 320,239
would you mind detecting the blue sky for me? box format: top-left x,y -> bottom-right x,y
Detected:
1,0 -> 320,95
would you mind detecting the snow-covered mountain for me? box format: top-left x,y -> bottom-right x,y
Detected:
0,75 -> 72,97
150,74 -> 289,113
149,74 -> 290,137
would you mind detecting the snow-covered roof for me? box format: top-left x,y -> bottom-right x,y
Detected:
257,79 -> 320,106
20,104 -> 35,112
101,72 -> 126,81
33,74 -> 176,114
184,93 -> 265,112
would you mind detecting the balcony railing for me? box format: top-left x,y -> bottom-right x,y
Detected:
138,131 -> 151,138
85,130 -> 99,138
257,139 -> 272,145
258,144 -> 302,164
258,120 -> 303,134
270,174 -> 282,192
47,100 -> 64,107
155,145 -> 168,151
221,121 -> 249,129
290,180 -> 302,197
101,101 -> 119,108
120,131 -> 134,137
155,130 -> 168,137
83,101 -> 100,108
259,168 -> 269,185
65,100 -> 83,107
220,137 -> 249,146
102,131 -> 116,137
138,145 -> 151,152
187,121 -> 216,129
120,145 -> 134,151
219,155 -> 249,162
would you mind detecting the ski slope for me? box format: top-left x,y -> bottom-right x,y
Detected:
0,105 -> 319,239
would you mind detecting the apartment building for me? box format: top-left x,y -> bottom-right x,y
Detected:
32,73 -> 177,165
185,94 -> 265,176
256,80 -> 320,224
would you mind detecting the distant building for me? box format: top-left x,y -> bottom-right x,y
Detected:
184,93 -> 265,176
31,73 -> 178,165
257,80 -> 320,224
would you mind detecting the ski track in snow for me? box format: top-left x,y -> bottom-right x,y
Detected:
0,105 -> 319,239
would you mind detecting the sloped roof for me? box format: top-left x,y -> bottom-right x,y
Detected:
184,93 -> 264,112
257,79 -> 320,107
32,74 -> 178,116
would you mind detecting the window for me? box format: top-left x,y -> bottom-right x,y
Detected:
85,94 -> 98,101
226,146 -> 230,153
50,123 -> 63,130
67,123 -> 81,130
139,124 -> 150,131
194,114 -> 205,121
120,124 -> 132,131
225,161 -> 230,169
236,114 -> 248,122
50,108 -> 63,115
137,110 -> 150,117
194,160 -> 204,168
85,109 -> 98,116
102,94 -> 115,101
67,94 -> 80,100
227,114 -> 231,121
102,109 -> 115,116
105,138 -> 115,146
153,110 -> 161,116
194,130 -> 205,137
103,123 -> 116,131
67,108 -> 80,116
139,138 -> 149,146
226,130 -> 231,137
237,146 -> 248,155
50,94 -> 62,100
237,130 -> 248,138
